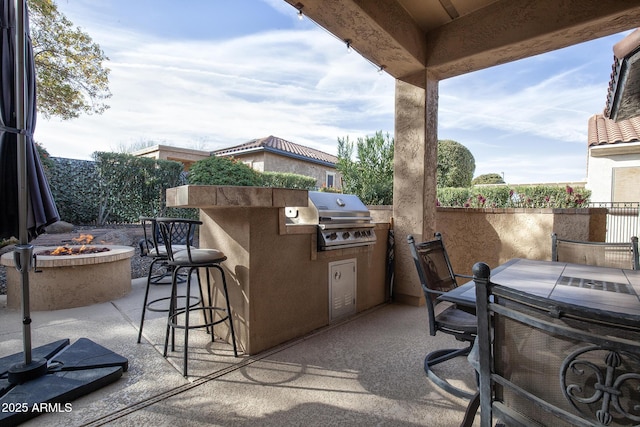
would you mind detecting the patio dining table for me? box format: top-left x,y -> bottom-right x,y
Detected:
453,259 -> 640,426
439,258 -> 640,316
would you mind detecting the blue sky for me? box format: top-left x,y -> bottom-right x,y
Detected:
34,0 -> 630,184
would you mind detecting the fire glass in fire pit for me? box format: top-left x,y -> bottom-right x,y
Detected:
36,234 -> 111,257
37,246 -> 110,256
35,233 -> 110,256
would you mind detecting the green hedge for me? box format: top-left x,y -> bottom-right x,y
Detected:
48,158 -> 101,224
260,171 -> 316,190
189,156 -> 317,190
47,153 -> 319,225
48,153 -> 196,225
437,185 -> 590,208
188,156 -> 262,186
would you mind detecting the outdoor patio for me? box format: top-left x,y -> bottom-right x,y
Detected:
0,275 -> 478,426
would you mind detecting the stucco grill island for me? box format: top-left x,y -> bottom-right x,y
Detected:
165,185 -> 389,355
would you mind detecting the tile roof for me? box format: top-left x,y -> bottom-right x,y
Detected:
212,135 -> 338,166
605,29 -> 640,122
588,114 -> 640,147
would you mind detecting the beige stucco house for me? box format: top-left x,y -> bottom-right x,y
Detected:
132,136 -> 340,190
212,135 -> 341,190
132,145 -> 210,171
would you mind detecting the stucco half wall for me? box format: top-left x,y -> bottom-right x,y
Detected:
371,206 -> 608,306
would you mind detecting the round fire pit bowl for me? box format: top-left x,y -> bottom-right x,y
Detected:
1,245 -> 134,311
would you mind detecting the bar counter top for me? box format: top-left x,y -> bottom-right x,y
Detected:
166,185 -> 308,209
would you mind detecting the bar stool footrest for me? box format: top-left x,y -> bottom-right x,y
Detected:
168,306 -> 231,331
147,295 -> 200,313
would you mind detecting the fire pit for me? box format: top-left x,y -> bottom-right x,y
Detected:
1,244 -> 134,311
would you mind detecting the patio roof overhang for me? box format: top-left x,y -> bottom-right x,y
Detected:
285,0 -> 640,85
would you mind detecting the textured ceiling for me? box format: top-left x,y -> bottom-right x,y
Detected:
285,0 -> 640,83
396,0 -> 499,32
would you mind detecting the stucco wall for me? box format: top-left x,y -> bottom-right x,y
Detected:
233,152 -> 266,172
263,152 -> 341,190
435,207 -> 607,277
382,206 -> 607,305
231,152 -> 341,190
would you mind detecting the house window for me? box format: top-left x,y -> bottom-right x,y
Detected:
326,172 -> 336,188
612,167 -> 640,202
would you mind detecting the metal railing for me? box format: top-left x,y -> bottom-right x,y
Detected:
588,202 -> 640,242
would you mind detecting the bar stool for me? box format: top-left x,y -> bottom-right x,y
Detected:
156,217 -> 238,376
136,217 -> 197,344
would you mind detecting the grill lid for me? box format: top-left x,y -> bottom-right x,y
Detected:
285,191 -> 373,228
285,192 -> 376,250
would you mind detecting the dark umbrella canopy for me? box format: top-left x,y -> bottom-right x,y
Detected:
0,0 -> 59,241
0,6 -> 127,416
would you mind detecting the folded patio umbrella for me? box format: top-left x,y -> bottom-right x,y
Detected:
0,6 -> 126,425
0,0 -> 58,378
0,0 -> 59,242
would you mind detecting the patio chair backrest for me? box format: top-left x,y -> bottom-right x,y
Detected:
551,233 -> 640,270
407,233 -> 460,336
472,261 -> 640,427
155,217 -> 201,263
139,216 -> 195,257
139,217 -> 160,257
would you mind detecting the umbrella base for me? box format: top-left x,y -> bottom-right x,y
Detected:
7,357 -> 48,384
0,338 -> 128,426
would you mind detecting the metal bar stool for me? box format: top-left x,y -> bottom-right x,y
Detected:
136,216 -> 198,344
156,218 -> 238,376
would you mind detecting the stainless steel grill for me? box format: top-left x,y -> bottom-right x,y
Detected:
285,192 -> 376,250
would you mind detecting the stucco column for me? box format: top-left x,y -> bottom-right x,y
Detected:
392,71 -> 438,305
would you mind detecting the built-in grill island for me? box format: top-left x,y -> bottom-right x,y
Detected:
285,191 -> 377,250
165,185 -> 388,355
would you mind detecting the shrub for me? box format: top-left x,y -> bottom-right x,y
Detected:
260,171 -> 316,190
93,152 -> 186,223
337,131 -> 394,205
188,156 -> 261,186
437,140 -> 475,188
48,154 -> 192,225
437,185 -> 590,208
437,187 -> 473,207
48,158 -> 101,224
472,173 -> 505,185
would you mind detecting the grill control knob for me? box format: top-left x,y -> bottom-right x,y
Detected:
328,232 -> 338,240
342,232 -> 350,239
354,231 -> 361,237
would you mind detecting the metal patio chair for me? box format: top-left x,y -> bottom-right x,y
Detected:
466,261 -> 640,427
407,233 -> 477,399
551,233 -> 640,270
136,216 -> 196,344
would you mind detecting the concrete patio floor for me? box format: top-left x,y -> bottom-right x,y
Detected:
0,276 -> 478,426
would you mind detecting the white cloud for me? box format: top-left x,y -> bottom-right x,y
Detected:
35,1 -> 621,185
35,21 -> 395,160
440,64 -> 605,145
475,153 -> 588,184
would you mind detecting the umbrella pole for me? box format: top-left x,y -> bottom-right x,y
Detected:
7,0 -> 47,384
